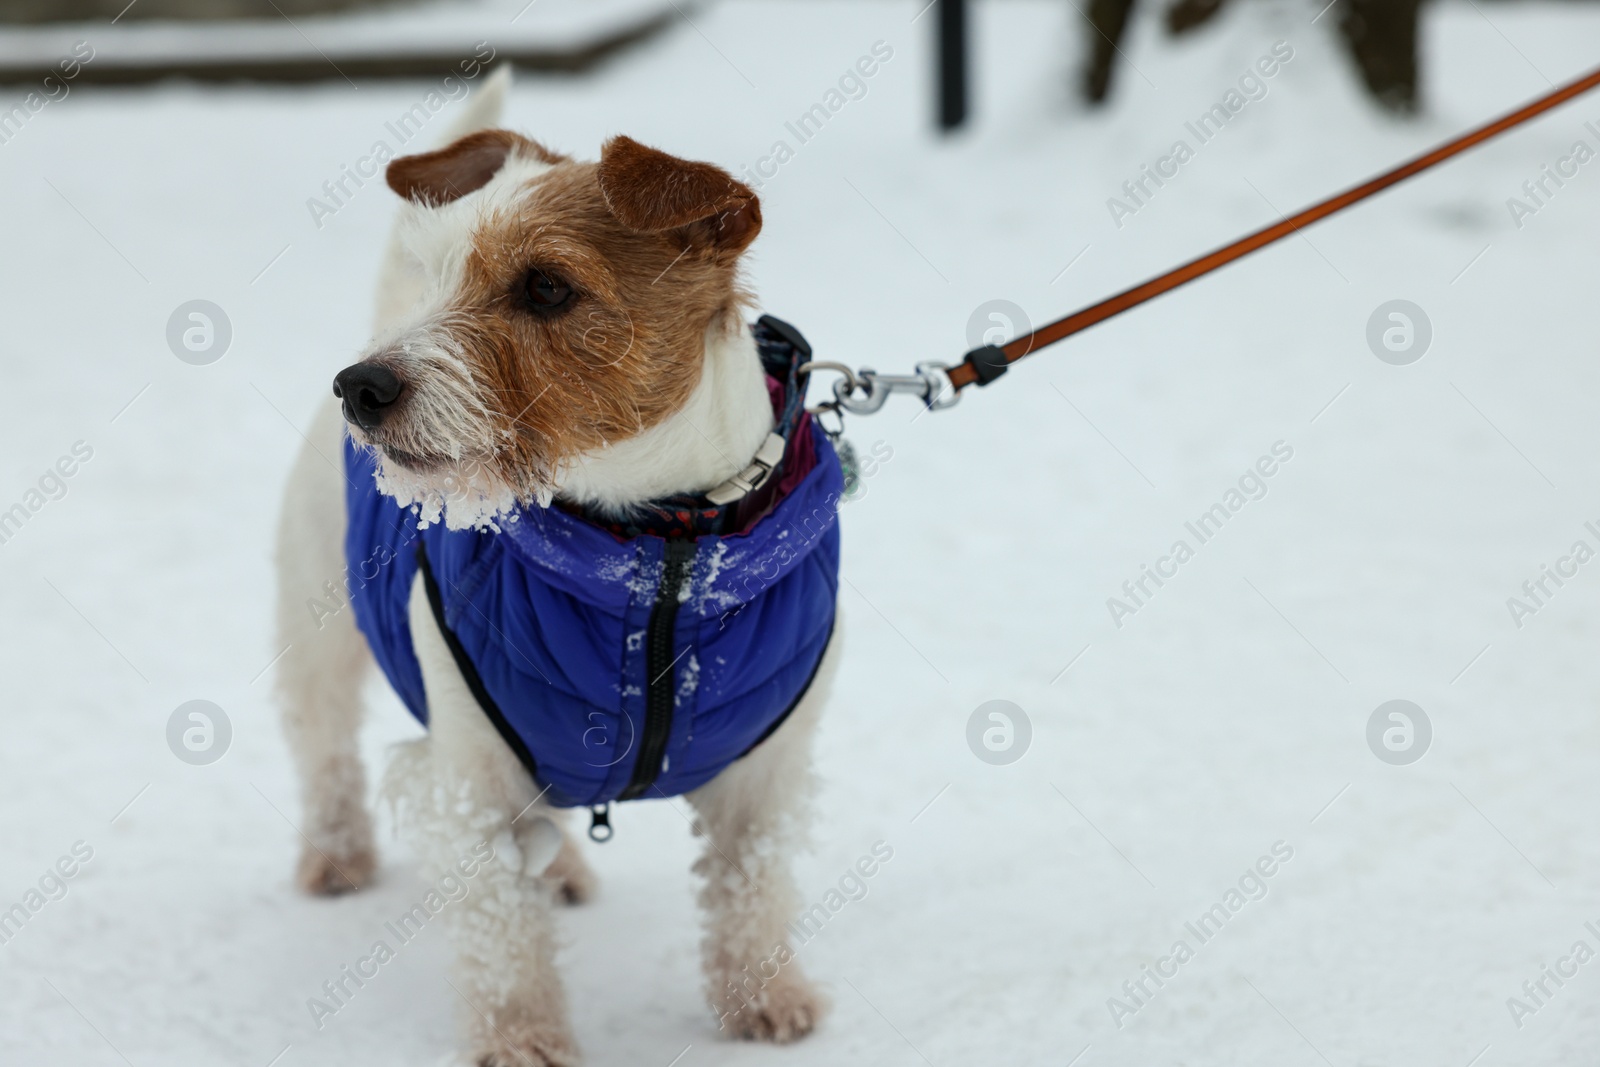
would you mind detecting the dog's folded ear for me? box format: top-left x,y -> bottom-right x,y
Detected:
387,129 -> 564,206
597,135 -> 761,255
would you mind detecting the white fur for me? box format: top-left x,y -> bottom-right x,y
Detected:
355,143 -> 773,530
274,67 -> 830,1065
556,318 -> 774,511
369,64 -> 512,335
393,571 -> 582,1065
358,152 -> 562,530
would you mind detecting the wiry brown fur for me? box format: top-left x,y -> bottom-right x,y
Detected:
386,129 -> 569,205
360,133 -> 763,504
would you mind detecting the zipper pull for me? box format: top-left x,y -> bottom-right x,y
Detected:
588,802 -> 614,842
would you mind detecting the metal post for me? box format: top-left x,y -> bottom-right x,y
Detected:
937,0 -> 968,130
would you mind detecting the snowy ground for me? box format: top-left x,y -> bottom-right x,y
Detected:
4,0 -> 1600,1064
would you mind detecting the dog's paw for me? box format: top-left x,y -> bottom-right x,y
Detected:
544,837 -> 598,905
476,1051 -> 575,1067
295,842 -> 376,896
474,1029 -> 580,1067
717,972 -> 828,1044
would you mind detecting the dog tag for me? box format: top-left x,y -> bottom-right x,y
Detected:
837,438 -> 861,499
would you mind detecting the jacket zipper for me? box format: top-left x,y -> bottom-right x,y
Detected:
619,539 -> 696,801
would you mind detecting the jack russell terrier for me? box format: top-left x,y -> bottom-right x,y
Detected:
274,67 -> 844,1066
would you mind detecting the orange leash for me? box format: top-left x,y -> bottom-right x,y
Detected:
944,64 -> 1600,393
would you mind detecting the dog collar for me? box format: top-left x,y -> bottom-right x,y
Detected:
564,315 -> 818,540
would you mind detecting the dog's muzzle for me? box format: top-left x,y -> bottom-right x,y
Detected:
332,363 -> 403,432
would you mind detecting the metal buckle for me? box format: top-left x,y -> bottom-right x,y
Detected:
705,432 -> 786,506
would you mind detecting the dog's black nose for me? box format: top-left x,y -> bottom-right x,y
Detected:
332,363 -> 403,432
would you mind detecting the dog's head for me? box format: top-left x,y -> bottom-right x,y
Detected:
334,129 -> 762,527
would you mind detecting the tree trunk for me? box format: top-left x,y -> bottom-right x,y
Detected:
1083,0 -> 1138,102
1339,0 -> 1424,111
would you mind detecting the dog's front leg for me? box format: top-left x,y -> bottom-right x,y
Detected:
687,635 -> 840,1043
275,401 -> 377,895
405,574 -> 581,1067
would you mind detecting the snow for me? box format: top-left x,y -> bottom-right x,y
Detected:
3,1 -> 1600,1064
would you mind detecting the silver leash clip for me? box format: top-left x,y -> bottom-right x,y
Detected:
801,360 -> 961,417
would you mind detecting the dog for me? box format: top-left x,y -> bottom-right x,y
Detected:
274,67 -> 844,1066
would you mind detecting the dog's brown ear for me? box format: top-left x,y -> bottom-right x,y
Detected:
387,129 -> 564,206
597,135 -> 761,254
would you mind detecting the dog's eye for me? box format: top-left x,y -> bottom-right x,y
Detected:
524,270 -> 573,312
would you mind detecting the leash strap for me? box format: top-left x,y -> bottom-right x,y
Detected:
939,63 -> 1600,392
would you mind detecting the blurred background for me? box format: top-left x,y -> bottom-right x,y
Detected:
2,1 -> 1599,1064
